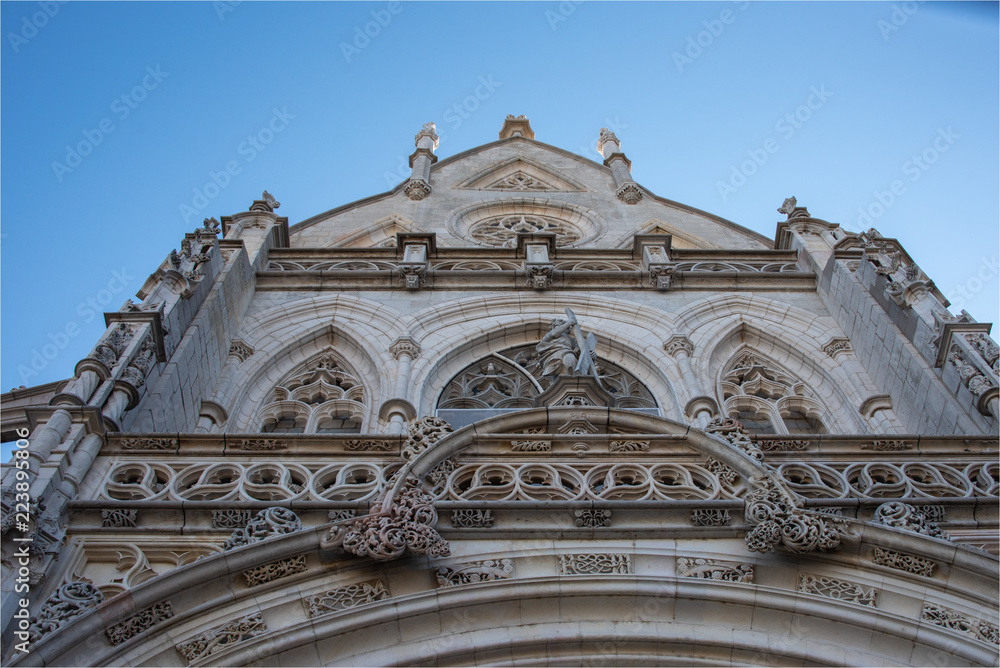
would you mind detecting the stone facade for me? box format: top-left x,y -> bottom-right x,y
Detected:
1,117 -> 997,666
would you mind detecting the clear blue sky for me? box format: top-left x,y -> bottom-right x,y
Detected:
2,1 -> 998,398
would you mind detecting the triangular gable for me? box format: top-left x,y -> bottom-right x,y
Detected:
610,219 -> 718,250
455,156 -> 587,192
328,214 -> 419,248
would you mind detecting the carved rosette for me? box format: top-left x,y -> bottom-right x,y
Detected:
323,476 -> 449,561
27,582 -> 105,642
403,178 -> 432,201
744,474 -> 848,554
224,507 -> 302,551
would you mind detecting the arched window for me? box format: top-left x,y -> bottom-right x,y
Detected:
255,350 -> 366,434
720,350 -> 828,435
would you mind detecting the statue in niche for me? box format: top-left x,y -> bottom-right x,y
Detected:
537,308 -> 599,379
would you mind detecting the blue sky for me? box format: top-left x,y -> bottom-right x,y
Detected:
2,0 -> 998,399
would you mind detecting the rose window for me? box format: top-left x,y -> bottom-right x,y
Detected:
468,215 -> 583,248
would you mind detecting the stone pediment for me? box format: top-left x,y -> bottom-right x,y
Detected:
455,157 -> 587,192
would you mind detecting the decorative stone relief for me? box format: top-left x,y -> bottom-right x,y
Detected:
389,337 -> 421,360
822,337 -> 853,358
403,178 -> 432,201
399,263 -> 427,288
558,552 -> 632,575
610,440 -> 650,452
615,182 -> 643,204
873,501 -> 948,539
436,559 -> 514,587
119,437 -> 176,450
323,476 -> 449,561
105,601 -> 174,646
212,509 -> 253,529
871,546 -> 936,577
345,439 -> 395,452
242,554 -> 309,587
705,418 -> 764,462
525,263 -> 554,289
921,603 -> 999,645
102,509 -> 137,528
755,439 -> 809,452
175,612 -> 268,663
861,440 -> 914,451
649,264 -> 675,289
307,579 -> 390,618
676,557 -> 753,583
574,509 -> 612,528
27,582 -> 104,642
328,509 -> 357,523
964,332 -> 1000,376
484,171 -> 555,191
744,474 -> 847,554
948,344 -> 995,402
232,439 -> 287,451
691,509 -> 731,526
229,340 -> 254,363
663,336 -> 693,357
224,507 -> 302,551
798,574 -> 878,607
511,440 -> 550,451
450,509 -> 493,528
469,214 -> 583,248
402,416 -> 453,461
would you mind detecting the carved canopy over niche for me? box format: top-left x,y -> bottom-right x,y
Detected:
255,349 -> 366,433
446,198 -> 605,248
719,349 -> 828,435
437,344 -> 657,410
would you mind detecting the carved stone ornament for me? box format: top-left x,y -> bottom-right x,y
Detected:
921,603 -> 999,646
949,345 -> 995,399
119,437 -> 177,450
436,559 -> 514,587
328,509 -> 357,523
649,264 -> 675,289
212,509 -> 253,529
663,335 -> 693,357
450,509 -> 493,528
559,552 -> 632,575
322,476 -> 450,562
28,582 -> 105,643
575,509 -> 612,528
861,439 -> 914,451
389,337 -> 421,360
822,337 -> 853,359
175,612 -> 267,663
610,440 -> 650,452
262,190 -> 281,210
129,338 -> 157,376
596,127 -> 620,153
229,339 -> 255,363
873,501 -> 948,539
744,473 -> 849,554
307,579 -> 389,618
616,182 -> 642,204
755,438 -> 809,452
105,601 -> 174,646
344,439 -> 395,452
403,178 -> 432,201
224,507 -> 302,551
232,438 -> 286,451
965,332 -> 1000,376
871,546 -> 936,577
120,366 -> 146,389
704,417 -> 764,462
399,263 -> 426,289
402,416 -> 453,461
676,557 -> 753,583
102,508 -> 137,528
511,440 -> 550,452
242,553 -> 308,587
525,263 -> 554,289
691,509 -> 732,526
799,574 -> 878,608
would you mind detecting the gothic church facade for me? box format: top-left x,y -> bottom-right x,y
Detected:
2,116 -> 998,666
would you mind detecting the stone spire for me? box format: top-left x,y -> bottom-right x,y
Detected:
597,128 -> 642,204
403,122 -> 438,201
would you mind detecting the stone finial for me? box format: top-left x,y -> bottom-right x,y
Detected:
596,127 -> 621,157
499,115 -> 535,140
250,191 -> 280,213
415,122 -> 439,150
778,196 -> 810,220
